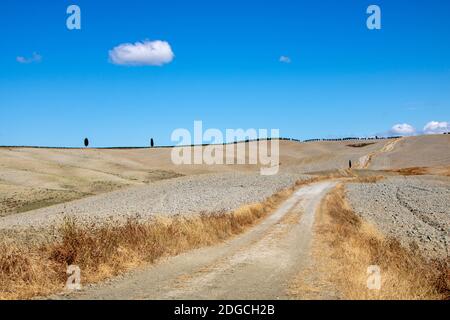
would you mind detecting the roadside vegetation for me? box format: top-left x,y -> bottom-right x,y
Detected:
313,183 -> 449,300
388,166 -> 450,177
1,173 -> 447,300
0,178 -> 327,300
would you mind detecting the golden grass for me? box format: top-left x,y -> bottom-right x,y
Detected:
0,180 -> 304,300
304,170 -> 358,180
308,169 -> 385,183
313,184 -> 449,300
389,166 -> 450,177
389,167 -> 430,176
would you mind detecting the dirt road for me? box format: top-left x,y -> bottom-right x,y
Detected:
55,181 -> 337,300
358,138 -> 404,169
0,138 -> 393,217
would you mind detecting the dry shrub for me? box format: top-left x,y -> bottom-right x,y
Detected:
314,184 -> 449,300
347,143 -> 375,148
390,167 -> 429,176
0,182 -> 298,300
0,243 -> 61,299
389,166 -> 450,177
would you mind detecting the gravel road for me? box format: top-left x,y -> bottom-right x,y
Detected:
346,175 -> 450,260
51,181 -> 337,300
0,172 -> 309,231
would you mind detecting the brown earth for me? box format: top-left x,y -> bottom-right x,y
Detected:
0,137 -> 416,216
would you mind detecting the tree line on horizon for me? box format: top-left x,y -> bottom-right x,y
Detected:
78,132 -> 450,149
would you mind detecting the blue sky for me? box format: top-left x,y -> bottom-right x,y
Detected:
1,0 -> 449,147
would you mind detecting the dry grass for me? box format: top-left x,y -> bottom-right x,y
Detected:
313,184 -> 449,300
304,169 -> 358,180
308,170 -> 385,183
389,166 -> 450,177
0,181 -> 301,300
389,167 -> 430,176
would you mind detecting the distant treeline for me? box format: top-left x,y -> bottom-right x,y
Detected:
302,136 -> 402,143
7,134 -> 449,150
155,136 -> 400,148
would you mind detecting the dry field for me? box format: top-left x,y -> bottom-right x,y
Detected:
0,139 -> 396,217
0,135 -> 449,300
0,178 -> 326,299
346,175 -> 449,261
312,184 -> 448,300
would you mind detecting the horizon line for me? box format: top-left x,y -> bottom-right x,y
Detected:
0,135 -> 410,150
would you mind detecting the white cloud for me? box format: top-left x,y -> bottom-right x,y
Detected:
279,56 -> 291,64
390,123 -> 416,136
16,52 -> 42,64
109,40 -> 174,66
423,121 -> 449,134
